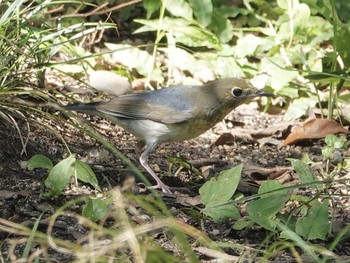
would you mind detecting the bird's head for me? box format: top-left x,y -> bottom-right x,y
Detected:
204,78 -> 272,107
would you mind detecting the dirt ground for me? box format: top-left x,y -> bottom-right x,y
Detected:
0,99 -> 349,261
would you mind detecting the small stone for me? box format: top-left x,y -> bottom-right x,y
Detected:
211,229 -> 220,236
89,70 -> 131,96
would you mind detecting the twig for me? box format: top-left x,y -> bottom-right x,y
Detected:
49,0 -> 142,20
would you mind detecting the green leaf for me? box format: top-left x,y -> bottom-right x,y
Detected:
322,148 -> 333,159
277,0 -> 310,28
135,18 -> 221,49
74,160 -> 101,191
334,0 -> 350,23
209,13 -> 234,43
232,218 -> 254,230
165,0 -> 193,20
135,17 -> 191,33
333,137 -> 347,149
292,160 -> 318,184
27,154 -> 53,170
278,222 -> 320,262
247,198 -> 281,230
82,198 -> 109,222
277,0 -> 298,9
247,187 -> 289,231
215,6 -> 249,18
294,3 -> 311,27
199,164 -> 242,222
305,70 -> 345,82
284,97 -> 318,121
338,93 -> 350,103
235,34 -> 274,58
45,155 -> 76,195
270,67 -> 299,92
278,86 -> 299,98
325,134 -> 337,147
200,164 -> 242,206
143,0 -> 161,19
189,0 -> 213,27
259,58 -> 298,93
104,43 -> 164,82
202,203 -> 240,222
295,199 -> 330,240
325,134 -> 346,149
277,213 -> 297,230
258,180 -> 290,197
335,25 -> 350,68
277,0 -> 311,42
173,24 -> 221,49
214,55 -> 243,78
159,46 -> 211,76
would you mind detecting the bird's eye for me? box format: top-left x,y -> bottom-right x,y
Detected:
231,87 -> 243,97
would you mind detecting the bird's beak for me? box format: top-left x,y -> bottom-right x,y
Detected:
254,89 -> 274,97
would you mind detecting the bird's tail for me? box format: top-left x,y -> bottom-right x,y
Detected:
64,101 -> 120,122
64,102 -> 101,113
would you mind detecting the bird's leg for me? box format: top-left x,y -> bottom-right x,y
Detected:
139,142 -> 172,194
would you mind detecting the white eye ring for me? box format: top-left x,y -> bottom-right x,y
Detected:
231,87 -> 243,97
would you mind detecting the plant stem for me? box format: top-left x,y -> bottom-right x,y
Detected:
329,0 -> 339,119
147,0 -> 167,88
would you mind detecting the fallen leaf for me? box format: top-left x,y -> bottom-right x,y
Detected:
176,194 -> 202,206
244,164 -> 295,184
284,118 -> 350,145
213,133 -> 235,145
215,122 -> 291,147
194,247 -> 239,262
0,190 -> 32,200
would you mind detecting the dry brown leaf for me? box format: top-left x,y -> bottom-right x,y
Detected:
213,133 -> 235,145
215,122 -> 291,147
176,194 -> 202,206
244,164 -> 295,184
284,118 -> 350,145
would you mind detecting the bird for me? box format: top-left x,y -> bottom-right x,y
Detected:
65,78 -> 272,194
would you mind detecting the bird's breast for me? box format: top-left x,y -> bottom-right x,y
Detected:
107,104 -> 234,144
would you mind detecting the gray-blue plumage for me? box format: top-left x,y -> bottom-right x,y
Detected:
65,78 -> 272,193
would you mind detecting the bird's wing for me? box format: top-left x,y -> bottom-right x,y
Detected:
96,88 -> 197,124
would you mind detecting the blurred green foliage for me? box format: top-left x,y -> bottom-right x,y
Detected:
96,0 -> 350,121
3,0 -> 350,121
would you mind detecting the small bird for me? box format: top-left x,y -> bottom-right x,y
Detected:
65,78 -> 272,194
